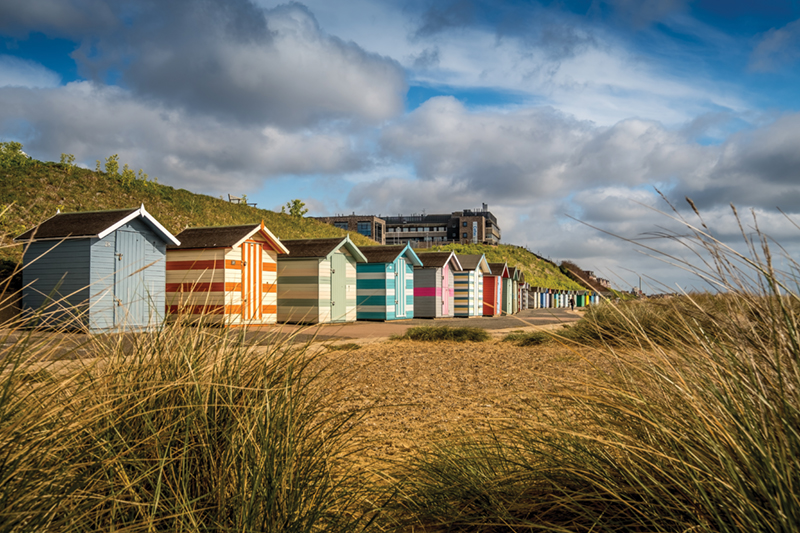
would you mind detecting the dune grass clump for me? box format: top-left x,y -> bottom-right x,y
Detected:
397,326 -> 490,342
0,321 -> 376,532
388,206 -> 800,532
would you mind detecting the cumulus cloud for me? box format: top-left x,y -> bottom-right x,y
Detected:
750,18 -> 800,72
0,82 -> 368,192
0,56 -> 61,88
0,0 -> 117,38
4,0 -> 407,129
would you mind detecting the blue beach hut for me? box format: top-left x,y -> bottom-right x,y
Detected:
14,206 -> 179,331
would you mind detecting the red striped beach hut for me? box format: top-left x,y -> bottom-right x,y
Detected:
166,223 -> 288,325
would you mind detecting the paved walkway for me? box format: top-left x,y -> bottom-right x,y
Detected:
245,308 -> 584,344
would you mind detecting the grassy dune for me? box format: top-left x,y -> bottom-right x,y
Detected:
0,154 -> 376,264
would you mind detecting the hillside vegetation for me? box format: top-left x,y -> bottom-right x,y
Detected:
425,243 -> 585,290
0,144 -> 376,264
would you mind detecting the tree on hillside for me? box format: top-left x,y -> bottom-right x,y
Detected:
281,199 -> 308,218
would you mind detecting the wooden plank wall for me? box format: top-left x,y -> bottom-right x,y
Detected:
453,270 -> 475,317
22,239 -> 91,329
277,258 -> 321,323
413,267 -> 441,318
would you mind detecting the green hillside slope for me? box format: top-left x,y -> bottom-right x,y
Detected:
0,150 -> 376,264
425,243 -> 585,290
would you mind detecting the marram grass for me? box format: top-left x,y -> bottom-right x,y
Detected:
0,319 -> 378,532
387,207 -> 800,532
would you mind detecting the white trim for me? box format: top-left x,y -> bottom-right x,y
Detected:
231,225 -> 289,255
97,205 -> 180,246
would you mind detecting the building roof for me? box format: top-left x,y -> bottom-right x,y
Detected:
170,223 -> 288,253
14,205 -> 180,246
359,244 -> 423,266
456,253 -> 491,273
281,236 -> 367,262
417,251 -> 463,270
488,262 -> 509,277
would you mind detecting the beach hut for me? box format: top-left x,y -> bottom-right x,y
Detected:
14,206 -> 179,331
357,244 -> 423,320
495,263 -> 514,315
277,236 -> 367,324
483,262 -> 506,317
454,254 -> 491,317
166,223 -> 288,326
413,251 -> 462,318
518,273 -> 528,310
509,267 -> 521,314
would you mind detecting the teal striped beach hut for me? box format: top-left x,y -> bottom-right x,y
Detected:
277,236 -> 367,324
454,254 -> 491,317
357,244 -> 422,320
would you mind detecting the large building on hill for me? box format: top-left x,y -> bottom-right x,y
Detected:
316,205 -> 501,248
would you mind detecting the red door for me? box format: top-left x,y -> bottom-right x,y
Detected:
241,242 -> 263,321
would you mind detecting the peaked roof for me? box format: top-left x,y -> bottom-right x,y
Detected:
488,262 -> 509,277
281,236 -> 367,263
456,253 -> 491,273
14,205 -> 180,246
359,244 -> 423,266
170,222 -> 288,254
417,251 -> 463,270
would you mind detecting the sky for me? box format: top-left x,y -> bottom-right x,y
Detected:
2,0 -> 800,293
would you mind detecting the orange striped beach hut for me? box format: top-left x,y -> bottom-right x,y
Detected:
166,223 -> 289,325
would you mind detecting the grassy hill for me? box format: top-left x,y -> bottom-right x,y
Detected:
0,145 -> 589,291
0,150 -> 376,264
424,243 -> 585,290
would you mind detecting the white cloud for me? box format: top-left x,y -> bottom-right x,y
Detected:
0,82 -> 369,192
0,55 -> 60,88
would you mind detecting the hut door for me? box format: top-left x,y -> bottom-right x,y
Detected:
395,259 -> 406,318
114,229 -> 146,328
330,253 -> 347,322
242,242 -> 263,321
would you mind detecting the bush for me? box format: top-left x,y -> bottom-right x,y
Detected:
398,326 -> 490,342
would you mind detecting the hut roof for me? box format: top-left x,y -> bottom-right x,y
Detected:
418,251 -> 463,270
14,205 -> 179,246
359,244 -> 423,266
488,262 -> 509,277
456,253 -> 491,273
170,223 -> 288,253
281,236 -> 367,262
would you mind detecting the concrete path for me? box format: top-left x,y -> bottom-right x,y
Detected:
245,308 -> 584,345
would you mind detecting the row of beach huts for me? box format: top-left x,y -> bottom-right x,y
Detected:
13,206 -> 601,332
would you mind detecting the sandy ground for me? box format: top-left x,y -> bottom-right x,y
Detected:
314,336 -> 602,463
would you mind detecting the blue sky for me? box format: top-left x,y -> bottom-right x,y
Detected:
2,0 -> 800,291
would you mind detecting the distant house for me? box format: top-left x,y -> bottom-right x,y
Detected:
357,244 -> 423,320
454,254 -> 491,317
166,223 -> 288,326
414,251 -> 462,319
14,206 -> 179,332
277,236 -> 367,324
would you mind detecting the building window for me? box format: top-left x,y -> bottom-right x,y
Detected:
403,227 -> 408,232
462,232 -> 468,238
375,224 -> 383,242
357,221 -> 372,237
333,222 -> 348,230
462,221 -> 468,227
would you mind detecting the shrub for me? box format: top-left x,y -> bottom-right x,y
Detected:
398,326 -> 490,342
